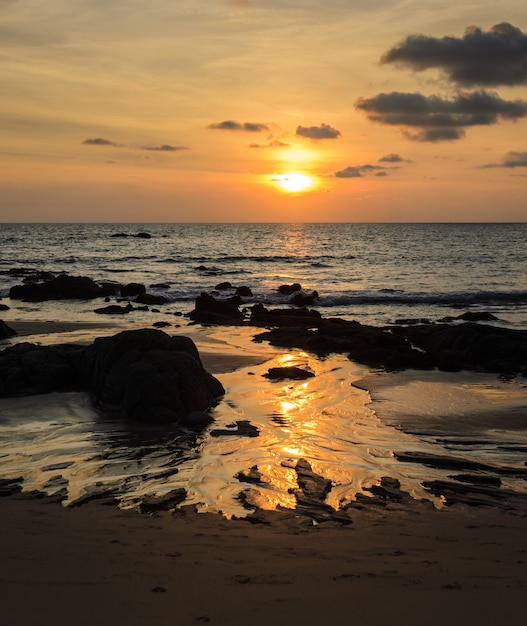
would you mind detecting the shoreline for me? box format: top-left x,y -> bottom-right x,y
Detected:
1,317 -> 527,624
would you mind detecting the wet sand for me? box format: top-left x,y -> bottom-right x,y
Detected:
1,320 -> 527,625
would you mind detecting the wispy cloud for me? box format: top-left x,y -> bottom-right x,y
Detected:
296,123 -> 341,140
333,164 -> 386,178
381,22 -> 527,87
208,120 -> 269,131
140,144 -> 188,152
82,137 -> 122,147
480,150 -> 527,168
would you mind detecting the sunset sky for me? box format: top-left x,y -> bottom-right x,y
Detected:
1,0 -> 527,222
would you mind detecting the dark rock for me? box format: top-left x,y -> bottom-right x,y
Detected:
263,366 -> 315,381
0,342 -> 84,397
235,285 -> 253,297
456,311 -> 499,322
187,292 -> 243,324
81,329 -> 224,424
94,304 -> 132,315
235,465 -> 265,485
152,321 -> 171,328
215,281 -> 232,291
278,283 -> 301,295
0,477 -> 24,497
135,293 -> 168,305
150,283 -> 170,290
121,283 -> 146,297
250,303 -> 322,327
110,233 -> 129,238
10,274 -> 115,301
139,488 -> 187,513
0,303 -> 10,311
210,420 -> 259,437
0,320 -> 16,339
393,318 -> 431,325
289,291 -> 318,306
135,232 -> 152,239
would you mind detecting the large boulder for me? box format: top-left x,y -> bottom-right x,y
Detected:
0,320 -> 16,339
9,274 -> 115,301
80,329 -> 224,426
187,292 -> 244,324
0,342 -> 83,397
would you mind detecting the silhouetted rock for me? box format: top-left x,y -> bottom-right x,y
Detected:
263,366 -> 315,381
139,488 -> 187,513
455,311 -> 499,322
210,420 -> 259,437
0,320 -> 16,338
94,304 -> 132,315
0,342 -> 83,397
152,321 -> 171,328
121,283 -> 146,297
81,329 -> 224,425
135,232 -> 152,239
289,290 -> 318,306
187,292 -> 244,324
250,303 -> 322,327
235,285 -> 253,297
0,303 -> 10,311
278,283 -> 301,295
10,274 -> 115,301
150,283 -> 170,290
215,281 -> 232,291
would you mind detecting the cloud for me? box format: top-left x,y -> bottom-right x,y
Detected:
296,123 -> 341,140
380,22 -> 527,87
480,150 -> 527,168
378,153 -> 411,163
333,164 -> 385,178
249,139 -> 290,148
82,137 -> 121,147
140,144 -> 188,152
355,90 -> 527,142
208,120 -> 269,131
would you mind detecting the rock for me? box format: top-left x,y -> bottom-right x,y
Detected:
0,320 -> 16,339
0,303 -> 10,311
215,281 -> 232,291
455,311 -> 499,322
278,283 -> 301,295
121,283 -> 146,297
235,465 -> 265,485
289,291 -> 318,306
10,274 -> 115,301
135,232 -> 152,239
152,321 -> 171,328
263,366 -> 315,381
94,304 -> 132,315
235,286 -> 253,297
135,293 -> 168,305
80,329 -> 224,425
210,420 -> 259,437
150,283 -> 170,290
250,303 -> 322,327
0,342 -> 83,397
187,292 -> 244,324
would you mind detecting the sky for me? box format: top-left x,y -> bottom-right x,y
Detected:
1,0 -> 527,222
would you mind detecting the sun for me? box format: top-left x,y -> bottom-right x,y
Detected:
273,173 -> 314,193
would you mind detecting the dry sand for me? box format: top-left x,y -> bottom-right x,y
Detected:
1,495 -> 526,626
2,320 -> 527,625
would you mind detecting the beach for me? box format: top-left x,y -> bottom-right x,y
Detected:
1,318 -> 527,625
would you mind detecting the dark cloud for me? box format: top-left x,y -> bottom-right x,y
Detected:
381,22 -> 527,87
296,123 -> 341,140
140,144 -> 188,152
82,137 -> 121,147
481,150 -> 527,168
333,164 -> 384,178
208,120 -> 269,131
378,153 -> 411,163
355,90 -> 527,142
375,171 -> 388,177
249,139 -> 290,148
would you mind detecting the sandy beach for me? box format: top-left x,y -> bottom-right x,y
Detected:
1,319 -> 527,625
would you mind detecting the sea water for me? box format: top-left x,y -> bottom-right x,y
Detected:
1,222 -> 526,328
0,223 -> 526,515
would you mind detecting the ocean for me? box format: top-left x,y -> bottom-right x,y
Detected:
1,223 -> 527,517
1,222 -> 527,328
